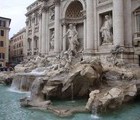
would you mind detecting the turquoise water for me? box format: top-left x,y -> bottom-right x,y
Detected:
0,85 -> 140,120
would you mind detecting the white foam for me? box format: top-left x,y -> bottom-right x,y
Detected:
8,87 -> 30,95
16,68 -> 47,76
91,114 -> 100,120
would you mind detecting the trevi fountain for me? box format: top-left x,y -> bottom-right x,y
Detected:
1,0 -> 140,119
1,28 -> 140,119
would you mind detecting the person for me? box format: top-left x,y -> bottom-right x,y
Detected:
100,15 -> 113,44
63,24 -> 79,55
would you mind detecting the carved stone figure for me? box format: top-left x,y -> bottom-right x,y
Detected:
50,30 -> 54,50
107,45 -> 125,66
63,24 -> 79,55
49,8 -> 55,22
63,51 -> 73,70
100,15 -> 113,44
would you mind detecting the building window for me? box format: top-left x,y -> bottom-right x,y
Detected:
0,41 -> 4,47
3,21 -> 6,27
35,14 -> 39,25
29,19 -> 32,27
134,7 -> 140,37
0,53 -> 5,59
0,20 -> 6,27
0,30 -> 4,36
20,50 -> 23,55
136,14 -> 140,33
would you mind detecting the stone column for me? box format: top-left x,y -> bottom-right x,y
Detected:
41,8 -> 47,54
38,10 -> 42,54
54,0 -> 60,53
86,0 -> 94,52
63,24 -> 67,51
45,11 -> 49,54
31,14 -> 35,55
93,0 -> 97,51
124,0 -> 132,47
83,10 -> 87,50
25,19 -> 29,56
113,0 -> 124,46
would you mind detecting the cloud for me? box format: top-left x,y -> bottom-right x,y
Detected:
0,0 -> 35,38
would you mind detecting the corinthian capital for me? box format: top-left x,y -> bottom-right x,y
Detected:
54,0 -> 60,5
41,2 -> 49,12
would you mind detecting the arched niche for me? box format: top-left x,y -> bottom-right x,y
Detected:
62,0 -> 85,51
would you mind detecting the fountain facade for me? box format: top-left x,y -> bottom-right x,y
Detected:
8,0 -> 140,117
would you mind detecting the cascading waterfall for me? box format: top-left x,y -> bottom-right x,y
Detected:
11,75 -> 35,92
11,76 -> 22,91
10,67 -> 47,93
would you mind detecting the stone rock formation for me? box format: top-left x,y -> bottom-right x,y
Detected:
6,50 -> 140,117
86,84 -> 137,112
19,57 -> 104,108
0,72 -> 14,85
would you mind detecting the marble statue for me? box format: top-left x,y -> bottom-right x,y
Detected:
62,51 -> 73,70
63,24 -> 79,55
50,30 -> 54,50
100,15 -> 113,44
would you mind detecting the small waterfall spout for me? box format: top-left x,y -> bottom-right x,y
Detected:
11,76 -> 21,91
71,83 -> 74,102
91,102 -> 100,120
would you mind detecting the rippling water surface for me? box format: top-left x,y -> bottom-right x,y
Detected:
0,85 -> 140,120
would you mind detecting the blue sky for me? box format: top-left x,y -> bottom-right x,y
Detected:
0,0 -> 35,38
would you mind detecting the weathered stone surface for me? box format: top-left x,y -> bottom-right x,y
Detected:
0,72 -> 14,85
15,64 -> 27,73
61,62 -> 103,98
85,90 -> 100,110
11,50 -> 140,116
30,78 -> 45,102
100,88 -> 123,106
86,84 -> 137,112
20,97 -> 52,108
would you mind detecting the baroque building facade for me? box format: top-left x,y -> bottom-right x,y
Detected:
25,0 -> 140,65
0,16 -> 11,67
9,28 -> 26,64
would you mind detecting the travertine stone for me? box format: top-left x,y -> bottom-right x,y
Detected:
41,11 -> 47,54
24,0 -> 140,65
86,0 -> 94,51
54,1 -> 60,53
113,0 -> 124,46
